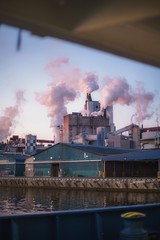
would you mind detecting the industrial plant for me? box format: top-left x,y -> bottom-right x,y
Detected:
1,92 -> 160,154
0,93 -> 160,178
59,93 -> 160,150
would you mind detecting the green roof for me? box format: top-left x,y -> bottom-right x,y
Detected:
31,142 -> 141,159
63,143 -> 141,156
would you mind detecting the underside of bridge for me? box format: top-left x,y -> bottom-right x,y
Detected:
0,0 -> 160,67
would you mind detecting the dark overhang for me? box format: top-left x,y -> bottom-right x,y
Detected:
0,0 -> 160,67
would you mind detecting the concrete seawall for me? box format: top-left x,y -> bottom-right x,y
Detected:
0,177 -> 160,192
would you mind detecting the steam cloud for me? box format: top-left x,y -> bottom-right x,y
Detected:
36,57 -> 100,141
100,78 -> 154,125
0,90 -> 25,141
45,57 -> 69,70
36,82 -> 77,127
100,77 -> 133,107
37,56 -> 155,141
79,72 -> 99,94
1,56 -> 155,142
130,83 -> 154,125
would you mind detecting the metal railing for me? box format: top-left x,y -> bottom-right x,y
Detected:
0,203 -> 159,240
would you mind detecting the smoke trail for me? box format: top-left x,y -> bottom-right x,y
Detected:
36,82 -> 77,126
131,82 -> 154,125
37,57 -> 81,142
0,90 -> 25,141
45,56 -> 69,70
37,57 -> 100,141
36,81 -> 77,142
100,77 -> 154,125
38,57 -> 155,139
155,109 -> 160,127
79,72 -> 99,94
100,77 -> 133,107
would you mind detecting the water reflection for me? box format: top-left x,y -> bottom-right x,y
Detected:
0,187 -> 160,214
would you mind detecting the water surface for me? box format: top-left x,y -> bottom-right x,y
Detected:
0,187 -> 160,214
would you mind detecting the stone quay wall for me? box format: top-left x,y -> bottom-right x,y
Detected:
0,177 -> 160,192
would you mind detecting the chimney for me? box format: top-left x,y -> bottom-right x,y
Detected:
86,93 -> 92,101
85,93 -> 92,112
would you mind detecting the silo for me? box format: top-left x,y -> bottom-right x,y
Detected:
97,127 -> 107,146
25,134 -> 37,154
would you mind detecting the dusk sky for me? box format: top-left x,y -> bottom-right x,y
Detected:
0,24 -> 160,141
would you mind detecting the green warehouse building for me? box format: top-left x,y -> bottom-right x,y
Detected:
25,143 -> 151,178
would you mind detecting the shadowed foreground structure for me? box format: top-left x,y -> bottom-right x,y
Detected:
0,203 -> 160,240
0,0 -> 160,67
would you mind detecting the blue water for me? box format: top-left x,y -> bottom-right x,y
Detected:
0,187 -> 160,214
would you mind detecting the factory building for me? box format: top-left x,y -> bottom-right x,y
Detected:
84,93 -> 101,116
60,93 -> 143,149
107,124 -> 141,149
1,134 -> 55,155
103,149 -> 160,178
62,93 -> 115,144
62,113 -> 111,144
140,127 -> 160,149
25,143 -> 160,178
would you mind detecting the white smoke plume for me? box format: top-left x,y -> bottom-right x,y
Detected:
37,56 -> 155,140
131,82 -> 154,125
155,109 -> 160,127
37,57 -> 100,142
45,56 -> 69,70
0,90 -> 25,142
100,77 -> 134,107
100,77 -> 154,125
91,110 -> 104,117
36,82 -> 77,127
79,72 -> 99,94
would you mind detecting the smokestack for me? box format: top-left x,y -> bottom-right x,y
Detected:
85,92 -> 92,112
86,93 -> 92,101
103,108 -> 106,118
106,105 -> 115,132
84,93 -> 101,117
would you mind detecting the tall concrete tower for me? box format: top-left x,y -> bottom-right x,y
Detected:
62,93 -> 111,143
106,105 -> 115,132
84,93 -> 100,116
